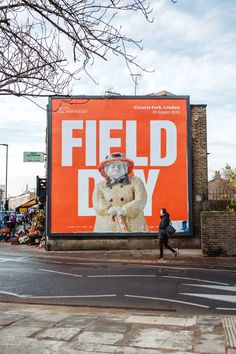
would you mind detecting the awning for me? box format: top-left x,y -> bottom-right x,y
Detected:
16,199 -> 38,213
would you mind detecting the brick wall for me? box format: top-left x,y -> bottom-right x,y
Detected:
190,104 -> 208,245
201,211 -> 236,256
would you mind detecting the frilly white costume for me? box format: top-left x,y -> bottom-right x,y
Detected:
92,153 -> 147,232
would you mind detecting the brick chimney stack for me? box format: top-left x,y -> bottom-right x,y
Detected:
214,171 -> 221,178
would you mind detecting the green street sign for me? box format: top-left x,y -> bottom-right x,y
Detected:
23,152 -> 44,162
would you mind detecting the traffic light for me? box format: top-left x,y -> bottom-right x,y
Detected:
36,176 -> 47,199
4,199 -> 8,211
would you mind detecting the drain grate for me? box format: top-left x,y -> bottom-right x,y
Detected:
222,317 -> 236,348
159,267 -> 184,274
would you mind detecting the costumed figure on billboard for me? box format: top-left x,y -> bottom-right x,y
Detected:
93,153 -> 147,232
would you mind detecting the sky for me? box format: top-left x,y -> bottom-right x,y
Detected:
0,0 -> 235,197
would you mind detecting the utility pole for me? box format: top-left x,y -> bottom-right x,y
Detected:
130,74 -> 142,95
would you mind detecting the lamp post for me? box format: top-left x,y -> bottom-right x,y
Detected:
0,143 -> 8,210
130,73 -> 142,95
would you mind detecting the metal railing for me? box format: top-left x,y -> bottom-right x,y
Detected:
208,191 -> 236,200
208,191 -> 236,211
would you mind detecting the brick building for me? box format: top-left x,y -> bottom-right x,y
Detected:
208,171 -> 235,199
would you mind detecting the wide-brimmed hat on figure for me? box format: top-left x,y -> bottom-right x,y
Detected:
98,152 -> 134,177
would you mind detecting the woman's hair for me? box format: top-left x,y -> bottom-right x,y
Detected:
161,208 -> 167,214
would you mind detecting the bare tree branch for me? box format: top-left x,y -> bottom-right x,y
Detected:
0,0 -> 173,97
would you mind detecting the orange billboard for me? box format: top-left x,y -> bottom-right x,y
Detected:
47,96 -> 192,236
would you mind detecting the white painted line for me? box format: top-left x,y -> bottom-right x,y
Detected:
125,294 -> 209,308
180,293 -> 236,303
0,257 -> 29,262
182,284 -> 236,292
26,294 -> 117,299
24,257 -> 39,263
87,275 -> 156,278
46,261 -> 63,264
162,276 -> 229,285
216,308 -> 236,311
0,290 -> 28,298
38,268 -> 83,277
0,290 -> 116,299
15,257 -> 29,261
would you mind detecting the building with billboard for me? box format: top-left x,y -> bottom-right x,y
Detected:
46,94 -> 207,250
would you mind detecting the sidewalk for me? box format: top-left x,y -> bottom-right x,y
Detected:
46,248 -> 236,268
0,301 -> 235,354
5,243 -> 236,270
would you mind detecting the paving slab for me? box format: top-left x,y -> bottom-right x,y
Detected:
86,319 -> 132,333
129,328 -> 194,351
70,342 -> 119,353
0,325 -> 42,337
125,314 -> 196,327
99,314 -> 128,321
197,315 -> 222,326
36,327 -> 81,341
0,343 -> 41,354
0,335 -> 38,346
10,313 -> 68,328
122,347 -> 165,354
55,314 -> 97,328
76,331 -> 124,345
123,350 -> 199,354
194,333 -> 225,354
0,313 -> 26,326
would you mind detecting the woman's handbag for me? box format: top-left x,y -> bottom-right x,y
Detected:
166,222 -> 176,236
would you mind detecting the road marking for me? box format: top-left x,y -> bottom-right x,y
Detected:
216,308 -> 236,311
87,275 -> 156,278
124,294 -> 209,308
0,290 -> 116,299
0,257 -> 29,263
0,290 -> 28,298
26,294 -> 117,299
38,268 -> 83,277
182,284 -> 236,292
162,276 -> 229,285
180,293 -> 236,303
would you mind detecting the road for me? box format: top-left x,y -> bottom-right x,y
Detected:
0,248 -> 235,314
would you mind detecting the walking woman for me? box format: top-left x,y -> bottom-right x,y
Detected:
158,208 -> 179,260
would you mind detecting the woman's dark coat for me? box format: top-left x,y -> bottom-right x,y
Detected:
159,212 -> 170,238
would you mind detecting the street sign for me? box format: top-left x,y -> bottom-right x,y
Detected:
23,152 -> 44,162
